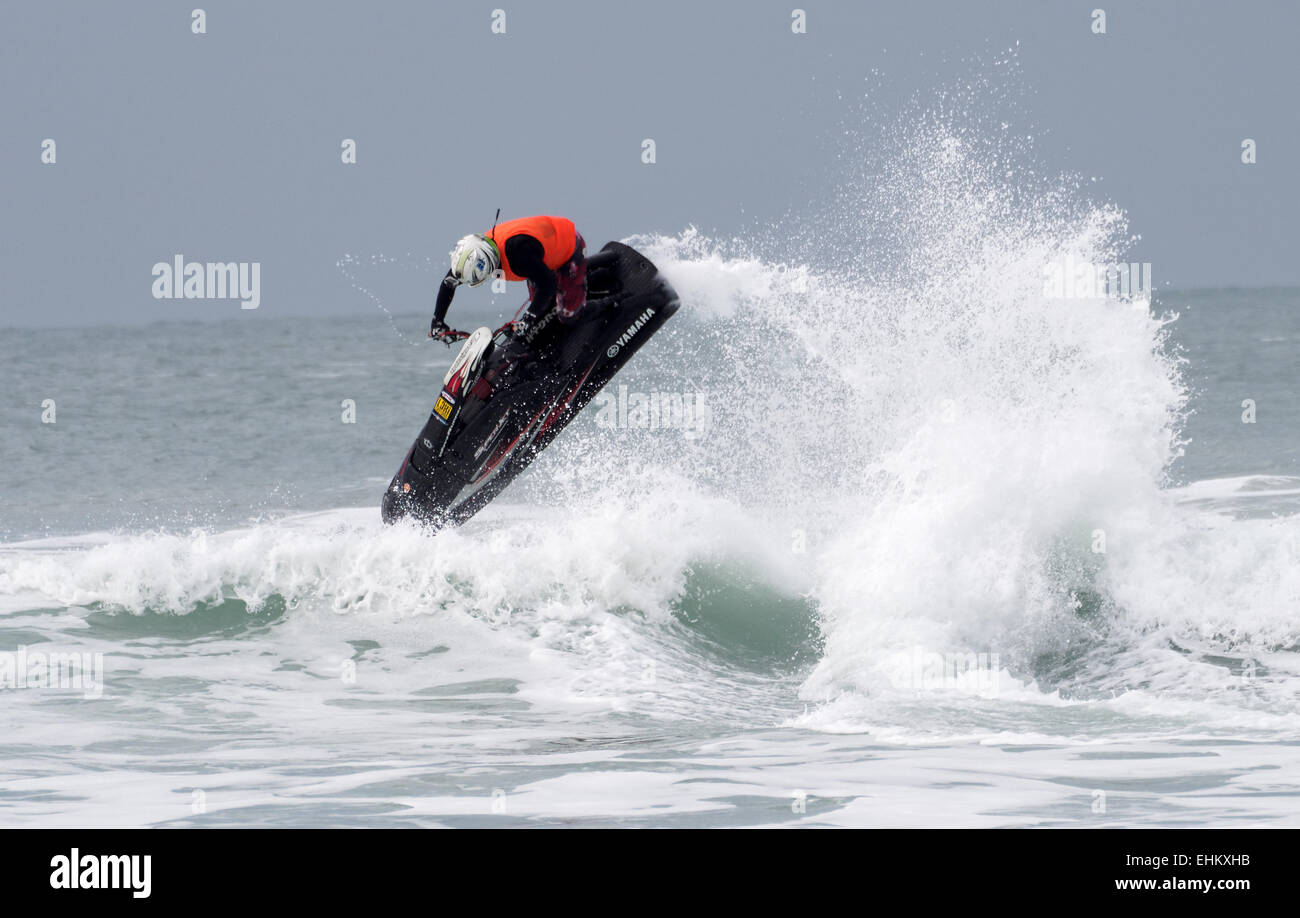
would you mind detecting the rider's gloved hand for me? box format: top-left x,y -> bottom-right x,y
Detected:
429,319 -> 459,345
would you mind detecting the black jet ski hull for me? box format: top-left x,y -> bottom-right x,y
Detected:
382,241 -> 680,527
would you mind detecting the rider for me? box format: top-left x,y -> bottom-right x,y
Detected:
429,215 -> 587,351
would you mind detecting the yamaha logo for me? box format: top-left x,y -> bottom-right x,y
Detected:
606,307 -> 656,361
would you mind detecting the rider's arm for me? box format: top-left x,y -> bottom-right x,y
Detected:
432,270 -> 458,327
504,235 -> 557,318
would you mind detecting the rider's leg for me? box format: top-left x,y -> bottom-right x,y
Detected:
554,233 -> 588,326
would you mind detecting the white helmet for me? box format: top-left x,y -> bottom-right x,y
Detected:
449,234 -> 500,287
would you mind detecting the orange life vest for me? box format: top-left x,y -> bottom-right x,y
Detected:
486,216 -> 578,281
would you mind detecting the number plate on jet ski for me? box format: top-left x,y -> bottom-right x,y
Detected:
433,394 -> 455,421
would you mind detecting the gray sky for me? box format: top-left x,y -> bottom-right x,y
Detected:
2,0 -> 1297,327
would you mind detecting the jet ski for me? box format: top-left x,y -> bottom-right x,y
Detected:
382,241 -> 681,527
